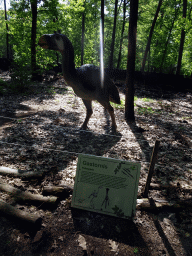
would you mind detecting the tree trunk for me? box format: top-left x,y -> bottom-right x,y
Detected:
100,0 -> 105,87
176,0 -> 187,75
141,0 -> 163,73
160,1 -> 179,72
101,0 -> 104,45
4,0 -> 9,59
31,0 -> 37,80
125,0 -> 138,121
108,0 -> 118,69
81,1 -> 86,66
117,0 -> 126,69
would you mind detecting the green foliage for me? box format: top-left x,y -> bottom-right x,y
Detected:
0,78 -> 7,87
112,96 -> 140,109
141,97 -> 154,103
137,106 -> 155,115
0,10 -> 7,57
0,78 -> 8,94
10,61 -> 31,92
137,0 -> 192,75
0,0 -> 191,79
137,105 -> 162,115
111,98 -> 125,109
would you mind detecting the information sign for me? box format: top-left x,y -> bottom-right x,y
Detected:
71,154 -> 141,219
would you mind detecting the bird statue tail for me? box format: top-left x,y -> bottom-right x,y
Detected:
105,77 -> 120,104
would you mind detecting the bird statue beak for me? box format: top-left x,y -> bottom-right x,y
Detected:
38,35 -> 49,49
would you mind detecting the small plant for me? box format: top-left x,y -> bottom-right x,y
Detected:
137,106 -> 155,115
0,78 -> 8,86
158,101 -> 163,106
111,96 -> 138,109
0,85 -> 3,94
185,232 -> 190,238
182,116 -> 191,120
133,247 -> 139,254
10,63 -> 31,92
111,98 -> 125,109
46,87 -> 56,94
0,78 -> 8,94
141,97 -> 154,102
137,106 -> 162,115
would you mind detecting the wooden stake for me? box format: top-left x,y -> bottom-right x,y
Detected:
143,139 -> 160,198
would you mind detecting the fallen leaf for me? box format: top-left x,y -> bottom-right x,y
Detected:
109,239 -> 119,252
78,235 -> 87,250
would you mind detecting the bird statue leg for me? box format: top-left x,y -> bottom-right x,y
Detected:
100,100 -> 117,133
81,99 -> 93,130
106,105 -> 117,133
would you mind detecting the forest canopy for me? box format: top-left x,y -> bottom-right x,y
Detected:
0,0 -> 192,76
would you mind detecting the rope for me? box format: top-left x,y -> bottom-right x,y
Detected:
0,140 -> 79,155
0,115 -> 138,139
0,140 -> 152,165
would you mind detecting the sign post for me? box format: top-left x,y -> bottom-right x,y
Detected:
72,154 -> 141,219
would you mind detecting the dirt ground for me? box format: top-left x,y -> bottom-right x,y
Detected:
0,71 -> 192,256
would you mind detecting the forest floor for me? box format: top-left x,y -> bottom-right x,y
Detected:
0,71 -> 192,256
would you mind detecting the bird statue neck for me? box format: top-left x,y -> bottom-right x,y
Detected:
60,43 -> 76,85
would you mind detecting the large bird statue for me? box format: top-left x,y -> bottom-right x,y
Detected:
38,33 -> 120,132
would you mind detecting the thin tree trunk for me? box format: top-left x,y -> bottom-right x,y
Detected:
117,0 -> 127,69
141,0 -> 163,73
31,0 -> 37,80
100,0 -> 104,87
101,0 -> 104,46
125,0 -> 138,121
176,0 -> 187,75
81,1 -> 86,66
108,0 -> 118,69
4,0 -> 9,59
160,2 -> 179,72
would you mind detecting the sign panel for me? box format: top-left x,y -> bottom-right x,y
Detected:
71,154 -> 141,219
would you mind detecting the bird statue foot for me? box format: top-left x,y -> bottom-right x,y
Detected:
80,124 -> 87,131
111,125 -> 117,134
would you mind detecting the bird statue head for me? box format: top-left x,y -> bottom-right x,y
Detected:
38,32 -> 74,58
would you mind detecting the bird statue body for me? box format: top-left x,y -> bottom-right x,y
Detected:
38,33 -> 120,132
